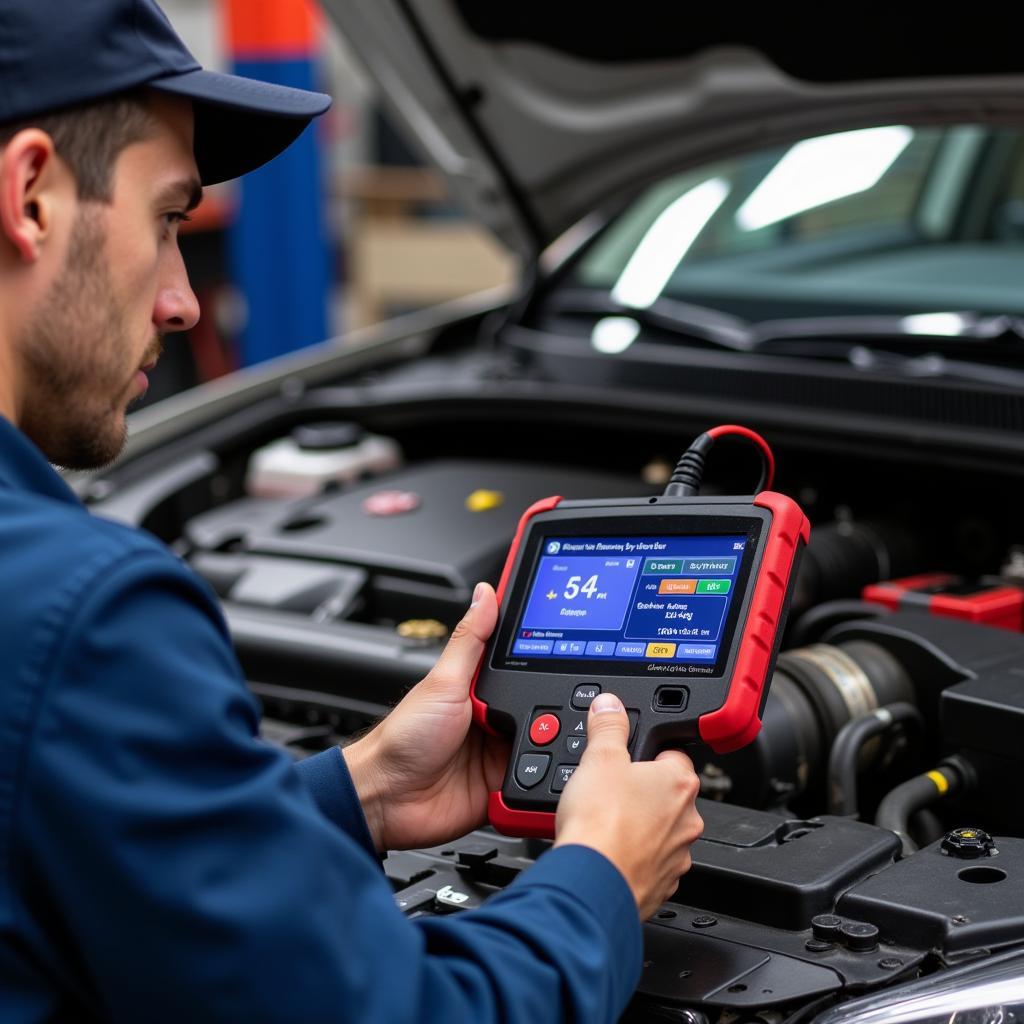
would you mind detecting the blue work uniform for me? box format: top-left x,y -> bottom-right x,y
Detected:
0,416 -> 641,1022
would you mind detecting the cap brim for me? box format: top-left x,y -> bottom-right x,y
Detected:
149,69 -> 331,185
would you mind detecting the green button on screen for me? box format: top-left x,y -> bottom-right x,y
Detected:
643,558 -> 683,575
696,579 -> 731,595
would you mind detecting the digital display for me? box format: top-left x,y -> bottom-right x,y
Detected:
509,534 -> 747,665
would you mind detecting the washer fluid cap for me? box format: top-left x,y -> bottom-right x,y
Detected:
942,827 -> 996,859
292,422 -> 365,451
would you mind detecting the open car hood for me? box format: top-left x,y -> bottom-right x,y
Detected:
323,2 -> 1024,261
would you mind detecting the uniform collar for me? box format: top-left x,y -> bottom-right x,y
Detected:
0,415 -> 83,506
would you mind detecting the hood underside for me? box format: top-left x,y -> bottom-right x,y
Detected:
324,2 -> 1024,260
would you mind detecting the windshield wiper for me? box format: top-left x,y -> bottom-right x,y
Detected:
541,296 -> 1024,383
844,346 -> 1024,389
752,311 -> 1024,350
542,290 -> 755,351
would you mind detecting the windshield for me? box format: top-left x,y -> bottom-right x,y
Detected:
568,125 -> 1024,329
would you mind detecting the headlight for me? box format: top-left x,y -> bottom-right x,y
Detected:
812,948 -> 1024,1024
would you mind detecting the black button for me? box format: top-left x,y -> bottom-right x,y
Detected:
456,844 -> 498,869
552,764 -> 577,793
565,712 -> 638,743
565,735 -> 587,757
515,753 -> 550,789
840,921 -> 879,951
811,914 -> 844,942
654,686 -> 689,711
571,685 -> 601,710
805,939 -> 834,953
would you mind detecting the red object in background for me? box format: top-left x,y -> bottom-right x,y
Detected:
362,491 -> 422,518
222,0 -> 321,59
181,190 -> 234,235
863,574 -> 1024,632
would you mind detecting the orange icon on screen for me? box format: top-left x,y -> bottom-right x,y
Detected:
659,579 -> 697,595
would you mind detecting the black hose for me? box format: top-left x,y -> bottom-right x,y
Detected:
875,755 -> 977,856
910,808 -> 946,846
827,702 -> 923,817
788,599 -> 886,648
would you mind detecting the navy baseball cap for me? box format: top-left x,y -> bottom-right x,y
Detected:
0,0 -> 332,184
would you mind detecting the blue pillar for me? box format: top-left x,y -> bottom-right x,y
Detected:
225,3 -> 330,366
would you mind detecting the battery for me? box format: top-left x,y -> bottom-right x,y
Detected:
863,573 -> 1024,632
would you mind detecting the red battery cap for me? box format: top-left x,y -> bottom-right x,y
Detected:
362,490 -> 421,517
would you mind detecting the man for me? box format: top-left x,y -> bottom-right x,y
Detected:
0,3 -> 703,1021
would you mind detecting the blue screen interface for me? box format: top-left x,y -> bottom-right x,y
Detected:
509,535 -> 747,664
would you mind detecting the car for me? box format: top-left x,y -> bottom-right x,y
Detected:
79,6 -> 1024,1021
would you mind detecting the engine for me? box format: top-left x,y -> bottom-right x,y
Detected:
91,404 -> 1024,1024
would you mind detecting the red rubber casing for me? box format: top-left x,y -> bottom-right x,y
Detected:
470,496 -> 563,736
697,491 -> 810,753
471,496 -> 563,837
487,790 -> 558,839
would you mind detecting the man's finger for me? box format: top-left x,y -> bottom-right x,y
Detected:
654,749 -> 695,774
419,582 -> 498,695
585,693 -> 629,752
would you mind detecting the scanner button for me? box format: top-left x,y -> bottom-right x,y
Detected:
565,735 -> 587,757
529,713 -> 561,746
515,753 -> 551,789
646,642 -> 677,659
571,685 -> 601,709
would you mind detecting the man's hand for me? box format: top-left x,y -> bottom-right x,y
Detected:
554,693 -> 703,919
342,583 -> 510,852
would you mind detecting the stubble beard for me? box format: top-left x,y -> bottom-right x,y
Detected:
18,206 -> 149,470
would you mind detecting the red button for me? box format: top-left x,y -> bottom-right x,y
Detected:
529,713 -> 561,746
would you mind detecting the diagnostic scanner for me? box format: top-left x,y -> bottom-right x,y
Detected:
470,427 -> 810,837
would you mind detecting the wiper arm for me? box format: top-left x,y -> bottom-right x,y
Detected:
845,346 -> 1024,389
753,311 -> 1024,349
542,296 -> 1024,380
543,289 -> 755,351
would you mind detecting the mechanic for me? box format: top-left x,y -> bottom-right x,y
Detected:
0,3 -> 703,1022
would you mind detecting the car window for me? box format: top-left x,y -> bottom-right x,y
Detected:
568,125 -> 1024,325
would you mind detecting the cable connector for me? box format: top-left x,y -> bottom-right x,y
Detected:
664,433 -> 713,497
664,424 -> 776,498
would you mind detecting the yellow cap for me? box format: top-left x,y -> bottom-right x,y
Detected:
466,489 -> 504,512
397,619 -> 449,642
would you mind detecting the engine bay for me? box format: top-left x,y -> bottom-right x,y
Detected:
90,345 -> 1024,1022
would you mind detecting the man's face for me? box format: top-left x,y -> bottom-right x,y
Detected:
17,95 -> 201,469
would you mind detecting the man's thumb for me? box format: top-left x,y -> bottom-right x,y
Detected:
422,582 -> 498,694
586,692 -> 629,749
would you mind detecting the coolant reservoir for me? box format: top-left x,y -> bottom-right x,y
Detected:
246,422 -> 402,498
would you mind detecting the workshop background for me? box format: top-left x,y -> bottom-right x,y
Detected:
148,0 -> 514,405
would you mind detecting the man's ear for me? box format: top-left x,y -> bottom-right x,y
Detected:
0,129 -> 63,264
